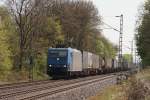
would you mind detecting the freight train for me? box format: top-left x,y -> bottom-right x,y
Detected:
47,48 -> 130,78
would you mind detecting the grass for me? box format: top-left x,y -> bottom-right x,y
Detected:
136,68 -> 150,81
88,81 -> 129,100
0,68 -> 49,85
88,68 -> 150,100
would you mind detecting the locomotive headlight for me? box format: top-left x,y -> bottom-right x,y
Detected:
49,65 -> 52,67
64,65 -> 67,67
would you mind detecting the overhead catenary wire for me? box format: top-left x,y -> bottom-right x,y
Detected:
101,21 -> 120,33
101,15 -> 123,68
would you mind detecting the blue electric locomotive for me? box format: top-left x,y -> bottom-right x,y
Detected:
47,48 -> 82,78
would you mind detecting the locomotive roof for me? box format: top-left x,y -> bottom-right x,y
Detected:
48,48 -> 81,53
48,48 -> 72,50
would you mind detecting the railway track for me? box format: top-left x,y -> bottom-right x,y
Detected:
0,72 -> 129,100
0,80 -> 52,90
0,74 -> 117,100
0,80 -> 65,99
0,80 -> 59,94
21,75 -> 115,100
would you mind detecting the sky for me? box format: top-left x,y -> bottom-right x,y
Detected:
0,0 -> 145,55
92,0 -> 145,55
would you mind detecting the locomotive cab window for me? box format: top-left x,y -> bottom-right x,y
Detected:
49,51 -> 67,57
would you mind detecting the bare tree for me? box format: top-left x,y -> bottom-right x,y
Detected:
6,0 -> 44,69
46,0 -> 102,51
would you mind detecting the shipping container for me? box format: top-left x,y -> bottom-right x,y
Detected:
69,49 -> 82,72
82,51 -> 93,69
92,54 -> 99,68
105,58 -> 112,69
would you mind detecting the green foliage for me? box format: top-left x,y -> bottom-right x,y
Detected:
42,17 -> 64,47
136,0 -> 150,66
0,7 -> 13,80
0,31 -> 12,70
33,52 -> 49,80
95,39 -> 105,56
123,54 -> 132,62
21,16 -> 63,80
95,36 -> 117,58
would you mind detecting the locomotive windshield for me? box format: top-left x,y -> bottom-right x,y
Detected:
49,50 -> 67,57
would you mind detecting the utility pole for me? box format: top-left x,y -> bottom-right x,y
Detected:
131,40 -> 134,63
102,15 -> 124,68
116,14 -> 123,67
135,50 -> 137,66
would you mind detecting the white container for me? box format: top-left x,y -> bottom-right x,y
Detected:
105,58 -> 112,69
69,49 -> 82,72
82,51 -> 93,69
92,54 -> 99,68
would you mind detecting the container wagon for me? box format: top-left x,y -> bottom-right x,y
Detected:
82,51 -> 93,75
